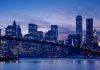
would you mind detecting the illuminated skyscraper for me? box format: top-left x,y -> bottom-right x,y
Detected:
5,20 -> 22,38
37,31 -> 43,41
16,25 -> 22,38
76,15 -> 82,45
5,25 -> 13,36
86,18 -> 94,48
13,20 -> 17,36
5,20 -> 22,57
45,30 -> 56,41
51,25 -> 58,40
28,23 -> 37,34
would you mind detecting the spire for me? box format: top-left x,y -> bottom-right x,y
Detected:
13,20 -> 16,26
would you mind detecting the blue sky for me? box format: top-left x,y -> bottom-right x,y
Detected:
0,0 -> 100,39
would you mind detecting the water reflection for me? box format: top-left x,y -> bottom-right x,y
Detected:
0,58 -> 100,70
0,60 -> 19,64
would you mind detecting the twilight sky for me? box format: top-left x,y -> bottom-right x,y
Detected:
0,0 -> 100,40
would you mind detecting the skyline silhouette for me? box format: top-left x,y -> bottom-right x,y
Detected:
0,0 -> 100,40
0,0 -> 100,70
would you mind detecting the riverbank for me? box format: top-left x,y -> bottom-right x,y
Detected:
0,57 -> 100,61
0,57 -> 19,61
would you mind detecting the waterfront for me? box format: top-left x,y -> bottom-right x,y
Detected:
0,58 -> 100,70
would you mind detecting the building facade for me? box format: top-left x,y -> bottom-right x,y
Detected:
76,15 -> 82,46
86,18 -> 94,48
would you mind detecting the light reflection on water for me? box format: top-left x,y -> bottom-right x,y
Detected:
0,58 -> 100,70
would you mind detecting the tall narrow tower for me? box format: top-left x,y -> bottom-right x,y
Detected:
51,25 -> 58,40
86,18 -> 94,48
76,15 -> 82,45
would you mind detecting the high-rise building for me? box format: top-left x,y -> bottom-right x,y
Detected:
16,25 -> 22,38
5,20 -> 22,38
13,20 -> 17,36
76,15 -> 82,44
37,31 -> 43,41
5,20 -> 22,57
5,25 -> 13,36
24,34 -> 37,40
28,24 -> 37,34
51,25 -> 58,40
93,28 -> 98,49
86,18 -> 94,48
45,30 -> 56,41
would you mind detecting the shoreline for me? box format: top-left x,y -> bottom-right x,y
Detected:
0,57 -> 100,61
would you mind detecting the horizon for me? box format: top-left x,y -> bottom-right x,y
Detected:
0,0 -> 100,40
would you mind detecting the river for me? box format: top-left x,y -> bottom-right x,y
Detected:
0,58 -> 100,70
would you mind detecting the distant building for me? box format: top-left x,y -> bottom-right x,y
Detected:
13,20 -> 17,36
86,18 -> 94,48
45,30 -> 56,41
5,25 -> 14,57
66,34 -> 73,46
5,20 -> 22,57
5,25 -> 13,36
16,25 -> 22,38
73,34 -> 81,47
24,34 -> 37,40
51,25 -> 58,40
37,31 -> 44,41
24,23 -> 38,40
93,28 -> 98,49
76,15 -> 82,44
5,20 -> 22,38
28,23 -> 37,35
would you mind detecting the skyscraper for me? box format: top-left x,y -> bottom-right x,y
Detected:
45,30 -> 56,41
28,23 -> 37,34
86,18 -> 94,48
37,31 -> 43,41
93,28 -> 98,49
5,20 -> 22,38
76,15 -> 82,44
5,20 -> 22,57
51,25 -> 58,40
13,20 -> 17,36
5,25 -> 13,36
16,25 -> 22,38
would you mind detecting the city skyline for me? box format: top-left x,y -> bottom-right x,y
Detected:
0,15 -> 99,58
0,0 -> 100,40
0,0 -> 100,70
0,17 -> 99,40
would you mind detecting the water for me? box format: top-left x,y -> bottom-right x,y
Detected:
0,58 -> 100,70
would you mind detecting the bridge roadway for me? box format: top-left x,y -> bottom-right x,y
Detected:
0,36 -> 65,46
0,36 -> 100,55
